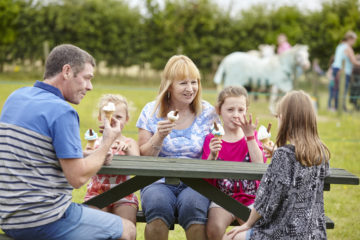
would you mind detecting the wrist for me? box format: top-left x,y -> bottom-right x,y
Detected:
150,136 -> 162,151
245,135 -> 255,141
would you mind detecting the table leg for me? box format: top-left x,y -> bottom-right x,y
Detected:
181,178 -> 251,220
84,176 -> 161,209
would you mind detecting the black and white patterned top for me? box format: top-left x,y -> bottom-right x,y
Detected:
251,145 -> 329,240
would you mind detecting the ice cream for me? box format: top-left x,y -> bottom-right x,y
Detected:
167,109 -> 179,122
211,121 -> 225,138
85,128 -> 98,149
211,121 -> 225,160
258,124 -> 271,147
103,102 -> 115,122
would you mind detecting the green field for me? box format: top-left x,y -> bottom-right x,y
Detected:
0,79 -> 359,239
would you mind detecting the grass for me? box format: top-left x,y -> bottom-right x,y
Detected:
0,77 -> 359,239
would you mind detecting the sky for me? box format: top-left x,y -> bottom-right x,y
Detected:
127,0 -> 329,16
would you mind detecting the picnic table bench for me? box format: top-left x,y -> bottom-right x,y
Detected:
1,155 -> 358,240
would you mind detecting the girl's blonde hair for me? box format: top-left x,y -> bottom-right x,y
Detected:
276,90 -> 330,166
98,94 -> 130,120
153,55 -> 202,118
216,86 -> 249,113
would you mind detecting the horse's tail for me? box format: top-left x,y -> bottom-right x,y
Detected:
213,59 -> 225,85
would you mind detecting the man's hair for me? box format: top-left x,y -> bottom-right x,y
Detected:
43,44 -> 96,79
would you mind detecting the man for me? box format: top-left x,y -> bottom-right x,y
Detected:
0,44 -> 136,240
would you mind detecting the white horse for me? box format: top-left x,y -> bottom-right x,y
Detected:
247,44 -> 275,58
214,45 -> 310,113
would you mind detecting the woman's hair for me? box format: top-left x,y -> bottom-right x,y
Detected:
343,30 -> 357,41
216,86 -> 249,113
153,55 -> 202,118
276,90 -> 330,166
98,94 -> 130,120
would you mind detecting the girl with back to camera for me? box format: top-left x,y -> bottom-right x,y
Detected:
227,90 -> 330,240
201,86 -> 267,240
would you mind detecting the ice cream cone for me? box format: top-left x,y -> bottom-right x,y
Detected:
211,121 -> 224,160
87,139 -> 96,149
260,138 -> 270,147
214,135 -> 222,160
258,125 -> 271,147
85,128 -> 98,149
104,110 -> 114,122
103,102 -> 115,123
167,109 -> 179,122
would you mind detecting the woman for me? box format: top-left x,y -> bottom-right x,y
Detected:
136,55 -> 219,240
226,90 -> 330,240
331,31 -> 360,111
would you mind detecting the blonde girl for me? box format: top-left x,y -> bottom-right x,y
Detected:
201,86 -> 266,240
84,94 -> 139,224
227,90 -> 330,240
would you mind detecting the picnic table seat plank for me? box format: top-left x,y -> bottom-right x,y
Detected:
134,211 -> 335,230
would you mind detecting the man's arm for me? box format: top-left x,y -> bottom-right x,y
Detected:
60,118 -> 120,189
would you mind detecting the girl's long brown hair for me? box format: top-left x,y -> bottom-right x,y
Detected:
276,90 -> 330,166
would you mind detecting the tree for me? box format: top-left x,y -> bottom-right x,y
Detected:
0,0 -> 20,71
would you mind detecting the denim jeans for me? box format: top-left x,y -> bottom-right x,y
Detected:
4,203 -> 123,240
141,182 -> 209,230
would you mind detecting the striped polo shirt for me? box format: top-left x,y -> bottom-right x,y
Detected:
0,81 -> 83,229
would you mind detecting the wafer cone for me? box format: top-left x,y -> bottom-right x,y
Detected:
214,135 -> 222,160
260,138 -> 270,146
104,110 -> 114,122
87,139 -> 96,149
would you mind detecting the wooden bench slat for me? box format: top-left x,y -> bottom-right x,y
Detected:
135,211 -> 335,230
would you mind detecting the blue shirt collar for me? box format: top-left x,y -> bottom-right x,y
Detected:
34,80 -> 65,100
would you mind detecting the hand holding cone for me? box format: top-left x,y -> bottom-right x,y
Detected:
211,121 -> 224,160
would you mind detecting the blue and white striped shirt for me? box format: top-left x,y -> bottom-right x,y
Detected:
0,81 -> 82,229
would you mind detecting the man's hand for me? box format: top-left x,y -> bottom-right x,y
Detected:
100,117 -> 122,146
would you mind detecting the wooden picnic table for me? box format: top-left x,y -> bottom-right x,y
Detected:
1,155 -> 358,239
84,155 -> 359,229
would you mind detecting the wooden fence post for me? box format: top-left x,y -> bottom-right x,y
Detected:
43,41 -> 49,62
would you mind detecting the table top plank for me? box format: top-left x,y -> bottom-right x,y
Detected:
100,155 -> 359,185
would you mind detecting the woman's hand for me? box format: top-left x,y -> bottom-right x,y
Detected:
226,222 -> 251,240
208,137 -> 222,160
234,114 -> 258,137
263,140 -> 276,158
156,120 -> 176,139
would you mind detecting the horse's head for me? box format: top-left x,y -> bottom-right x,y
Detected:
294,45 -> 310,70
